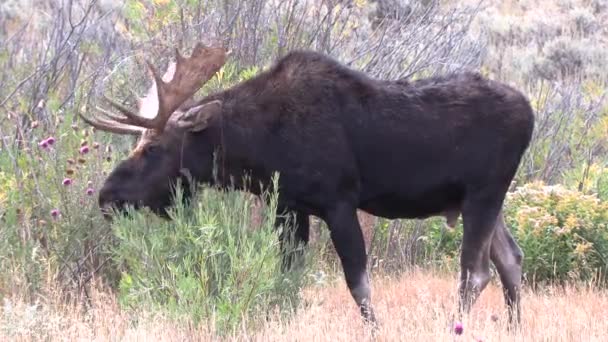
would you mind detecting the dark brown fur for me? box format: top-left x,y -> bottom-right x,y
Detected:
97,50 -> 535,328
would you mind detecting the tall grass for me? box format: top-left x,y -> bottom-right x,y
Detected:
2,270 -> 607,341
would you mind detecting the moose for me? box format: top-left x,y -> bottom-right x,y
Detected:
80,42 -> 535,328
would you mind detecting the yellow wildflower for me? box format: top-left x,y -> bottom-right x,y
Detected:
574,241 -> 593,257
563,214 -> 579,232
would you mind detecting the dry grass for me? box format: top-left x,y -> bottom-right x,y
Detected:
2,270 -> 606,341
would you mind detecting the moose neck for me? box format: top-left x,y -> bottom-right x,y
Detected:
209,119 -> 273,196
180,114 -> 272,197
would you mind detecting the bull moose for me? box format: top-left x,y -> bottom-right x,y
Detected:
79,42 -> 535,327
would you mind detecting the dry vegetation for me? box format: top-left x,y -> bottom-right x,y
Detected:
2,271 -> 607,341
1,0 -> 608,340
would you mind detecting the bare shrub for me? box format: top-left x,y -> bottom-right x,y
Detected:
519,81 -> 607,183
591,0 -> 608,13
349,0 -> 485,79
0,1 -> 125,141
367,218 -> 430,273
531,36 -> 608,82
367,0 -> 413,26
533,37 -> 585,80
571,7 -> 600,35
2,0 -> 485,133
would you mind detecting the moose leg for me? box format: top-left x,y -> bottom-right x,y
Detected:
458,194 -> 503,316
490,210 -> 523,325
275,209 -> 310,272
325,201 -> 377,326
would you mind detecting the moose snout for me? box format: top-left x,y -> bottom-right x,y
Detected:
98,185 -> 114,208
98,185 -> 124,220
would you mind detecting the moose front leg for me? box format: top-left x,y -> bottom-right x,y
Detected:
325,201 -> 377,327
274,208 -> 310,272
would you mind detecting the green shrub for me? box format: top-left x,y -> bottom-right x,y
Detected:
419,218 -> 463,272
110,176 -> 312,333
562,161 -> 608,202
504,181 -> 608,286
409,182 -> 608,286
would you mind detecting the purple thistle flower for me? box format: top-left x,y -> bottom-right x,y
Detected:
62,178 -> 72,186
46,136 -> 56,145
86,188 -> 94,196
50,209 -> 61,219
454,322 -> 463,335
79,145 -> 90,154
39,140 -> 49,149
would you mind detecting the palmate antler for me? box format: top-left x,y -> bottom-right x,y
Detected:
79,43 -> 229,135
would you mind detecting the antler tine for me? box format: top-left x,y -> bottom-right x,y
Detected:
102,94 -> 154,128
149,42 -> 229,131
146,60 -> 165,94
77,109 -> 143,135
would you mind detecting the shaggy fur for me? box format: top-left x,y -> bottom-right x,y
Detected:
97,50 -> 535,327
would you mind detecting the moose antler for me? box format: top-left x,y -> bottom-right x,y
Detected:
79,43 -> 229,135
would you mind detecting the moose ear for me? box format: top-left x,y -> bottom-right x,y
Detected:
177,100 -> 222,132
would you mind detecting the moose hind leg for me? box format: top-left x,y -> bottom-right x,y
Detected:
459,195 -> 503,315
325,201 -> 376,326
490,211 -> 523,325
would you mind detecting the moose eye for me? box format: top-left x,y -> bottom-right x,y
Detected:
143,144 -> 162,157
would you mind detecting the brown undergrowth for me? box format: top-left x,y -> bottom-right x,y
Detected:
2,270 -> 606,341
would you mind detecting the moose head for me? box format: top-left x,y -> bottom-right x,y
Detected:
79,43 -> 229,217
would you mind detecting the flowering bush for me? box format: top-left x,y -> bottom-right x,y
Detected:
0,113 -> 119,297
504,181 -> 608,285
413,182 -> 608,286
